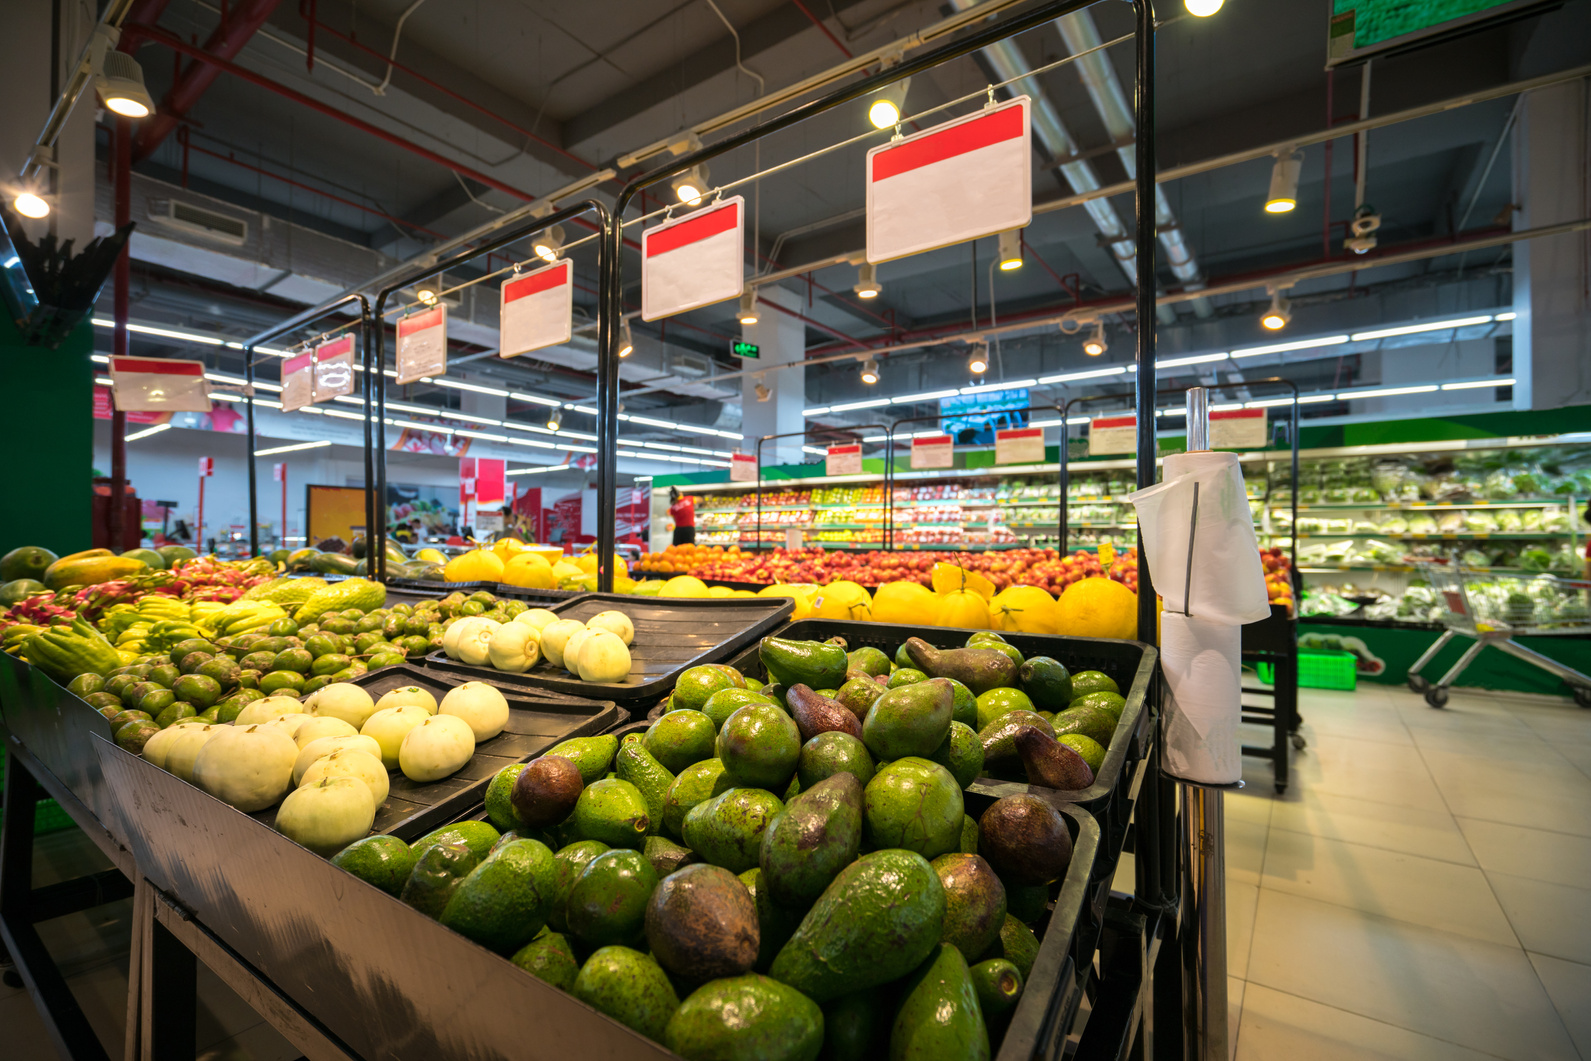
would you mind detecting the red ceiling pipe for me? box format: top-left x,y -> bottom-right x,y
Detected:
117,0 -> 172,49
132,0 -> 285,162
790,0 -> 853,58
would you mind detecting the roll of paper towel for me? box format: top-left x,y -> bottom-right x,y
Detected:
1160,610 -> 1243,783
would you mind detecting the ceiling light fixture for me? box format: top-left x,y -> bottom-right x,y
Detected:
1083,321 -> 1108,357
1261,290 -> 1291,331
12,190 -> 49,219
126,423 -> 171,442
997,229 -> 1024,271
92,28 -> 154,119
755,381 -> 771,402
671,163 -> 710,207
968,344 -> 989,375
868,76 -> 911,130
617,321 -> 634,358
547,409 -> 563,431
859,357 -> 880,385
854,262 -> 882,299
1185,0 -> 1223,13
738,289 -> 759,326
1264,150 -> 1303,213
532,224 -> 565,263
415,284 -> 440,306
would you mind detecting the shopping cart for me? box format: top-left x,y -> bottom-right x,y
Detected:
1406,562 -> 1591,709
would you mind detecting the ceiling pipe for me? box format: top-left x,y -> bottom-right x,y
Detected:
1054,10 -> 1214,319
130,0 -> 285,162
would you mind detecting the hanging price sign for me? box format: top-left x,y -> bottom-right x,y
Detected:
730,454 -> 758,482
826,444 -> 863,476
395,305 -> 447,385
995,427 -> 1045,465
641,196 -> 745,321
279,352 -> 313,412
1208,408 -> 1267,449
109,356 -> 212,413
1089,415 -> 1136,455
911,434 -> 954,469
311,334 -> 356,403
500,259 -> 573,358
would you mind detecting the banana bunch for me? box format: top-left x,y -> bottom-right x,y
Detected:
99,596 -> 203,657
3,624 -> 46,655
199,600 -> 288,639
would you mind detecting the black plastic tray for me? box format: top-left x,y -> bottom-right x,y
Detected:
730,618 -> 1156,868
425,593 -> 793,704
247,663 -> 622,842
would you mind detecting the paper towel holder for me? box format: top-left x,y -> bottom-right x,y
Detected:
1172,386 -> 1211,618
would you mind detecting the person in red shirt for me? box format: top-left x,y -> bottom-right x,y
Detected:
669,488 -> 696,547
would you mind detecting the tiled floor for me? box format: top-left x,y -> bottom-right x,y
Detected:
6,682 -> 1590,1059
1214,682 -> 1590,1061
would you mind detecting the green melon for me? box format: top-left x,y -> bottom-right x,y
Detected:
0,546 -> 57,582
156,545 -> 197,565
0,578 -> 48,605
122,548 -> 166,570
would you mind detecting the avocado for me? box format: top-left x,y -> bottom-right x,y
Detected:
547,840 -> 609,933
440,838 -> 557,954
903,638 -> 1016,695
885,667 -> 926,689
890,944 -> 989,1061
616,738 -> 675,837
643,835 -> 697,877
1051,705 -> 1117,748
412,820 -> 501,863
545,734 -> 620,785
959,814 -> 979,855
759,636 -> 847,690
400,841 -> 481,919
570,778 -> 651,848
512,755 -> 585,828
785,684 -> 863,742
977,639 -> 1024,668
931,853 -> 1008,961
796,731 -> 875,791
702,688 -> 776,731
768,848 -> 945,1002
978,795 -> 1073,887
511,929 -> 580,992
1072,690 -> 1127,722
331,834 -> 415,896
717,703 -> 801,791
662,758 -> 732,839
978,710 -> 1055,773
938,677 -> 977,730
759,772 -> 863,907
1069,670 -> 1120,698
674,665 -> 741,712
1017,656 -> 1073,711
824,989 -> 887,1061
1005,883 -> 1049,923
485,763 -> 529,832
863,758 -> 963,860
847,646 -> 892,677
978,914 -> 1040,981
565,848 -> 659,948
572,945 -> 679,1043
833,676 -> 885,720
928,721 -> 985,789
682,787 -> 785,874
970,958 -> 1023,1016
1015,727 -> 1096,790
736,867 -> 801,974
645,709 -> 718,773
862,678 -> 953,761
644,863 -> 759,980
666,974 -> 823,1061
1057,733 -> 1106,774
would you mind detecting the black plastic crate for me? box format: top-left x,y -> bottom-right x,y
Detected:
425,593 -> 793,704
731,619 -> 1155,871
246,663 -> 623,842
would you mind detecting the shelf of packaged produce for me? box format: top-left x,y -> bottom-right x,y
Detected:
1273,532 -> 1570,541
1263,497 -> 1579,510
1300,564 -> 1543,574
1010,523 -> 1137,531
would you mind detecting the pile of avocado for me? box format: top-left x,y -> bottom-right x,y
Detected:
327,630 -> 1120,1060
86,591 -> 529,750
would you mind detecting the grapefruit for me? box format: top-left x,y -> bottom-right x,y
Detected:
759,584 -> 816,620
1055,577 -> 1138,640
443,549 -> 504,583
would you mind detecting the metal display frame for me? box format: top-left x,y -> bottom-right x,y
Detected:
752,425 -> 894,550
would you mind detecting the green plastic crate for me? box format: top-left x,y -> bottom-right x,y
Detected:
34,798 -> 77,835
1258,649 -> 1357,691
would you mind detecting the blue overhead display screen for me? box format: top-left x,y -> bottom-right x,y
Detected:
939,388 -> 1030,446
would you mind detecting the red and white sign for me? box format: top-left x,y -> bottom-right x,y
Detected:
500,260 -> 573,359
92,386 -> 165,424
198,457 -> 214,477
475,458 -> 506,507
911,434 -> 954,470
995,426 -> 1045,465
272,462 -> 286,483
1090,415 -> 1136,455
866,97 -> 1032,264
280,352 -> 313,412
641,196 -> 745,321
396,305 -> 447,385
109,356 -> 212,413
312,334 -> 356,403
730,453 -> 758,482
826,443 -> 863,476
1208,408 -> 1268,450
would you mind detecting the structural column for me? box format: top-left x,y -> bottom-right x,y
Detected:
739,285 -> 808,467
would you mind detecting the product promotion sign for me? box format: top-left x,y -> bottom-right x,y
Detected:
866,96 -> 1032,263
109,356 -> 213,413
279,352 -> 313,412
395,305 -> 447,385
730,454 -> 758,482
500,259 -> 573,358
311,334 -> 356,403
1089,415 -> 1137,455
995,427 -> 1045,465
641,195 -> 745,321
910,434 -> 955,470
1208,408 -> 1268,449
826,444 -> 863,476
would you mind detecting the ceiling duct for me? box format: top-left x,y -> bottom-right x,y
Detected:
148,199 -> 249,246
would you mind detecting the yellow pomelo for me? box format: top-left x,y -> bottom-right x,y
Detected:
990,585 -> 1061,635
1055,577 -> 1138,640
551,561 -> 584,582
443,549 -> 503,583
708,586 -> 735,598
491,538 -> 527,561
871,581 -> 940,626
501,554 -> 557,589
660,575 -> 710,598
931,562 -> 996,601
759,584 -> 815,620
936,589 -> 992,630
415,548 -> 446,564
576,553 -> 628,577
812,580 -> 873,622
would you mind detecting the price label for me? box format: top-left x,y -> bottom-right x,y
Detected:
312,334 -> 356,403
641,197 -> 745,321
395,305 -> 447,385
826,444 -> 863,476
280,352 -> 312,412
500,260 -> 572,358
995,427 -> 1045,465
1208,407 -> 1266,449
730,454 -> 757,482
1089,416 -> 1135,455
911,434 -> 954,469
475,511 -> 505,534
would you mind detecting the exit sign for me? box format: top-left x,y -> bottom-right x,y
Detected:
732,340 -> 759,358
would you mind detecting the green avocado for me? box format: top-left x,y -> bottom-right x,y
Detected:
484,763 -> 529,833
758,773 -> 862,907
666,974 -> 823,1061
890,944 -> 990,1061
970,958 -> 1024,1017
570,778 -> 651,849
400,841 -> 481,919
861,679 -> 953,761
572,946 -> 679,1043
645,709 -> 718,773
717,703 -> 801,791
823,989 -> 887,1061
1071,690 -> 1127,722
978,710 -> 1055,774
440,838 -> 557,955
796,731 -> 875,791
330,835 -> 414,895
545,734 -> 620,785
662,758 -> 732,839
511,929 -> 580,992
863,758 -> 963,860
682,787 -> 785,874
886,667 -> 928,689
1050,705 -> 1117,748
615,738 -> 674,837
928,721 -> 985,790
846,646 -> 892,677
547,840 -> 609,933
1017,656 -> 1073,711
931,853 -> 1008,962
978,914 -> 1040,981
834,676 -> 885,720
1068,670 -> 1120,698
738,867 -> 801,973
759,636 -> 847,690
565,848 -> 658,949
411,820 -> 502,863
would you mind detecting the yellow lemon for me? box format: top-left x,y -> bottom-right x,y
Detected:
660,575 -> 710,598
501,553 -> 557,589
812,580 -> 873,622
936,589 -> 992,629
990,585 -> 1062,635
1055,577 -> 1138,640
871,580 -> 940,626
443,549 -> 503,583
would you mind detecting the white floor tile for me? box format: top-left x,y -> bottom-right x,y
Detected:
1227,881 -> 1258,981
1486,872 -> 1591,966
1225,817 -> 1269,886
1458,817 -> 1591,889
1271,789 -> 1474,865
1228,977 -> 1245,1061
1527,953 -> 1591,1060
1235,982 -> 1516,1061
